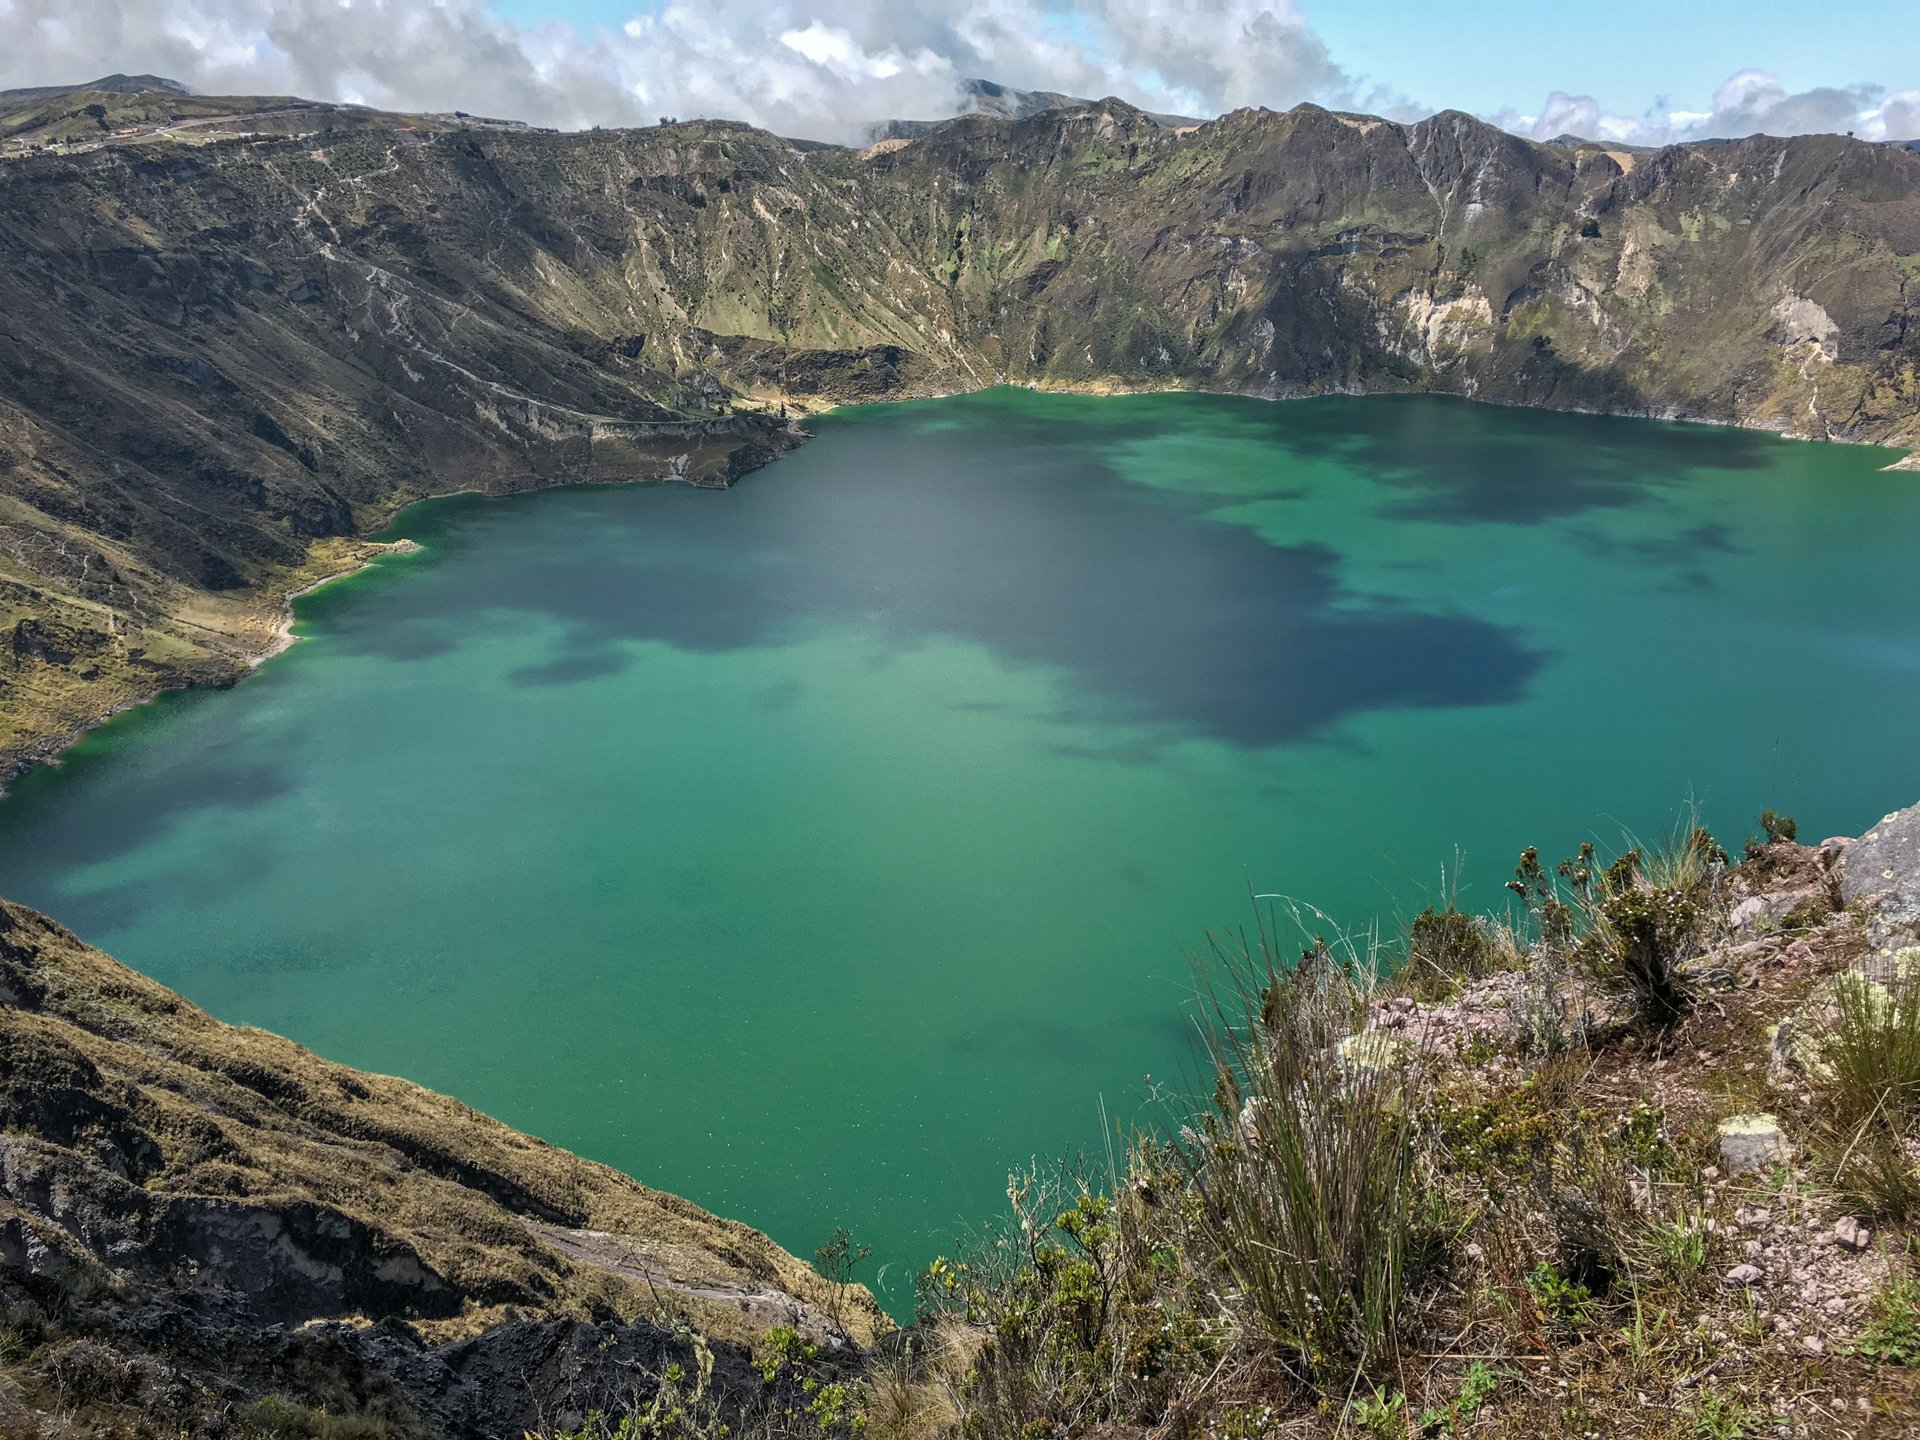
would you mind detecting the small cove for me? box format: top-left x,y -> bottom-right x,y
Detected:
1,388 -> 1916,1314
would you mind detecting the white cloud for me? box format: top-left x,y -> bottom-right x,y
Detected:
0,0 -> 1363,143
1084,0 -> 1349,114
1499,67 -> 1919,146
0,3 -> 1910,149
1870,90 -> 1920,143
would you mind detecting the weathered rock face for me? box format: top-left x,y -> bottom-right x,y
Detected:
1,96 -> 1916,780
1842,803 -> 1920,964
1717,1113 -> 1793,1173
0,898 -> 881,1436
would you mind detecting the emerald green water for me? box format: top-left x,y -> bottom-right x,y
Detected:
2,390 -> 1916,1311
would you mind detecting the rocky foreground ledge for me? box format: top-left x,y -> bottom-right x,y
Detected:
5,806 -> 1920,1438
0,899 -> 882,1438
1352,805 -> 1920,1353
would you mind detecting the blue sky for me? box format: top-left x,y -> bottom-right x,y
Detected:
1311,0 -> 1904,118
489,0 -> 1910,123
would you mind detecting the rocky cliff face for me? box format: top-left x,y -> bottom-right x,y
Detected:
0,898 -> 882,1437
0,91 -> 1916,777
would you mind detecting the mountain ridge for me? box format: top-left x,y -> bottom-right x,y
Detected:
872,75 -> 1203,139
0,74 -> 192,103
0,91 -> 1915,784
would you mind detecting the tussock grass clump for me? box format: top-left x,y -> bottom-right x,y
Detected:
1822,963 -> 1920,1125
903,913 -> 1429,1432
1180,921 -> 1426,1383
1404,903 -> 1511,1000
906,1145 -> 1236,1436
1812,961 -> 1920,1219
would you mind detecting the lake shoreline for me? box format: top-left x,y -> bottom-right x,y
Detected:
0,422 -> 808,797
7,385 -> 1919,1319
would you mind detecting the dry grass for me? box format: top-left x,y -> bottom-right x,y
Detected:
0,898 -> 885,1354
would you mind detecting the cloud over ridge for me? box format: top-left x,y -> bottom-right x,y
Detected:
1503,68 -> 1920,146
0,0 -> 1912,146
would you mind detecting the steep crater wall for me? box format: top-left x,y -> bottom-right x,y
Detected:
0,98 -> 1916,779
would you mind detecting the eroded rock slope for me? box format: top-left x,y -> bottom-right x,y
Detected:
0,897 -> 882,1437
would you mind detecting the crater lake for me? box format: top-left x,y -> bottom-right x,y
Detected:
2,389 -> 1916,1311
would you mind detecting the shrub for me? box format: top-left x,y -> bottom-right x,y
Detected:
1586,865 -> 1699,1025
1759,809 -> 1798,844
813,1226 -> 872,1334
1404,905 -> 1498,996
1507,821 -> 1721,1028
814,1228 -> 872,1286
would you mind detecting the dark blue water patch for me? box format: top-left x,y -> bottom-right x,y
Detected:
345,419 -> 1544,748
947,1016 -> 1094,1059
1234,394 -> 1774,524
509,651 -> 631,687
1570,519 -> 1743,566
3,749 -> 295,872
870,390 -> 1780,525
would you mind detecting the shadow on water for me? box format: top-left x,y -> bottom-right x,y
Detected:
340,401 -> 1548,749
509,651 -> 632,687
0,722 -> 299,922
1233,393 -> 1779,524
920,390 -> 1778,524
4,750 -> 296,871
1570,520 -> 1743,565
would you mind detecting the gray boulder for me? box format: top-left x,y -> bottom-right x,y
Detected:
1717,1114 -> 1792,1172
1841,802 -> 1920,957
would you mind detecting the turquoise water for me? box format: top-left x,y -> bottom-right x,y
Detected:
1,390 -> 1916,1312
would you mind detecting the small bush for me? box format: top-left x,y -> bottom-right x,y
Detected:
813,1226 -> 872,1333
1759,809 -> 1798,844
1508,821 -> 1721,1028
1587,867 -> 1699,1025
1404,905 -> 1499,996
1852,1273 -> 1920,1366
